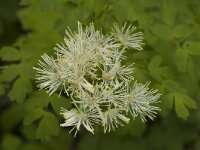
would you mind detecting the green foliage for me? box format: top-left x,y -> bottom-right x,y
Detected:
1,105 -> 25,131
23,108 -> 45,125
1,134 -> 22,150
36,112 -> 60,141
9,77 -> 32,103
165,92 -> 197,120
0,0 -> 200,149
0,47 -> 21,61
24,91 -> 51,110
0,64 -> 19,82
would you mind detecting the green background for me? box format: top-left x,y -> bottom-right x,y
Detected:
0,0 -> 200,149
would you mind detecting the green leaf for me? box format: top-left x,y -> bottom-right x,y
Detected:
36,112 -> 59,141
151,23 -> 172,40
175,48 -> 188,73
166,92 -> 197,120
1,134 -> 22,150
0,46 -> 21,61
50,94 -> 70,114
18,63 -> 35,79
23,108 -> 45,125
172,24 -> 192,38
184,41 -> 200,55
44,129 -> 72,150
132,67 -> 149,83
9,77 -> 32,103
1,105 -> 25,131
164,93 -> 175,110
18,2 -> 61,39
24,90 -> 51,110
162,79 -> 185,93
148,55 -> 173,82
186,59 -> 198,95
161,0 -> 176,25
0,64 -> 19,82
148,55 -> 163,81
40,0 -> 59,11
20,124 -> 37,141
159,94 -> 173,117
110,0 -> 129,23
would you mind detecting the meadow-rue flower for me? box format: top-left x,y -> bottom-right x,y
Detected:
103,108 -> 130,133
60,107 -> 100,136
34,21 -> 160,136
112,22 -> 144,50
33,53 -> 65,95
126,82 -> 161,122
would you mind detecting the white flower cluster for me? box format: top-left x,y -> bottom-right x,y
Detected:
34,22 -> 160,136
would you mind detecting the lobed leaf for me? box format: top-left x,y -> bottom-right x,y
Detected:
23,108 -> 45,125
24,91 -> 51,110
9,77 -> 32,103
1,134 -> 22,150
36,112 -> 59,141
165,92 -> 196,120
0,46 -> 21,61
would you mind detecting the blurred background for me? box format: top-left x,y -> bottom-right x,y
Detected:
0,0 -> 200,150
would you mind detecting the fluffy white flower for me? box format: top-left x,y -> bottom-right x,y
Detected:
73,84 -> 105,110
101,58 -> 134,83
34,21 -> 160,136
126,82 -> 161,122
112,22 -> 144,50
33,54 -> 66,95
102,109 -> 130,133
60,107 -> 100,136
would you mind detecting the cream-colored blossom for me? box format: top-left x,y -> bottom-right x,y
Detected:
34,21 -> 160,136
126,82 -> 161,122
112,22 -> 144,50
60,107 -> 100,136
33,54 -> 66,95
102,109 -> 130,133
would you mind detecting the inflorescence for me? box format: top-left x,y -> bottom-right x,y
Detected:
34,22 -> 161,136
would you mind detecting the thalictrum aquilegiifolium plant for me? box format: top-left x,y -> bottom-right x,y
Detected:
33,22 -> 161,136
